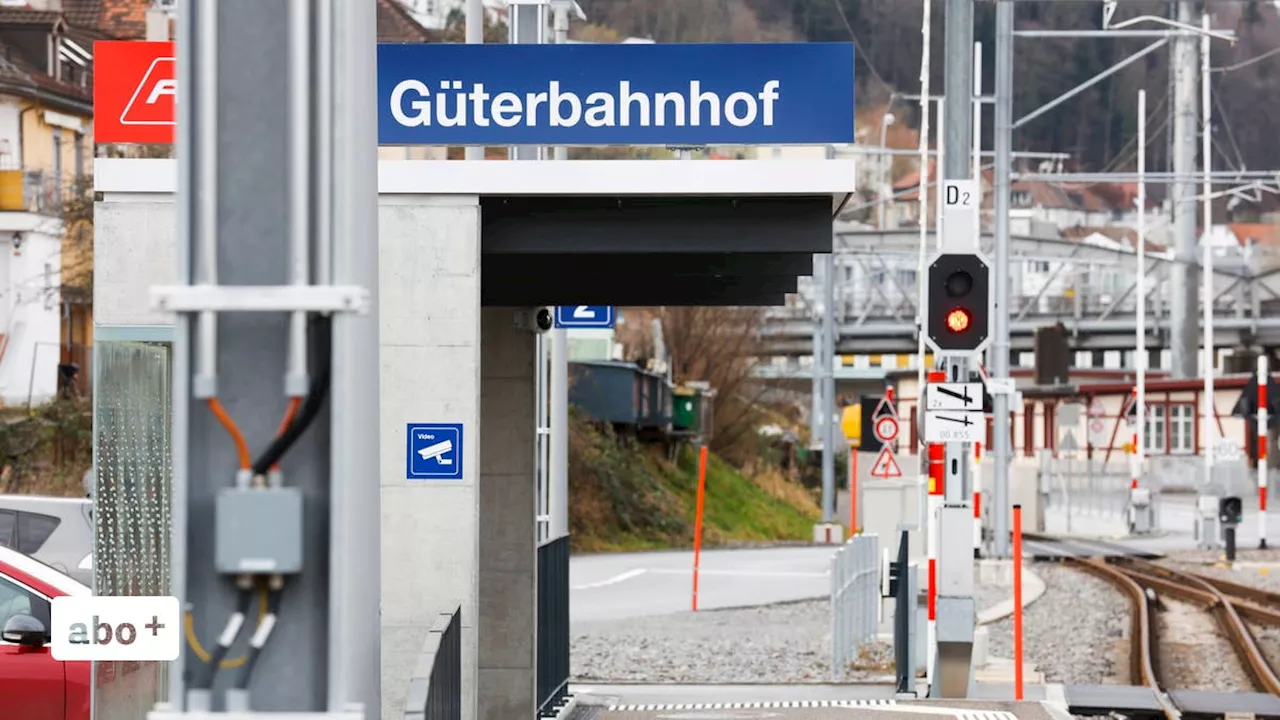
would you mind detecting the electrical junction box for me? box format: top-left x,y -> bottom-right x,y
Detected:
215,487 -> 304,574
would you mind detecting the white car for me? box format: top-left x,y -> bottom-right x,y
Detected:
0,495 -> 93,587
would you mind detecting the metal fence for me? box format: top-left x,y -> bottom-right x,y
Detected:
537,535 -> 570,717
92,341 -> 173,720
829,534 -> 879,680
403,607 -> 462,720
1042,452 -> 1264,532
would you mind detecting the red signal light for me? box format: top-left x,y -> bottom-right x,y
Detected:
945,308 -> 971,333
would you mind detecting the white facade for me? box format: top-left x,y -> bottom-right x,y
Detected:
0,215 -> 62,406
0,94 -> 63,406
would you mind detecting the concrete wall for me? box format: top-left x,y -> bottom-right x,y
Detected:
93,197 -> 177,327
380,194 -> 482,720
478,307 -> 536,720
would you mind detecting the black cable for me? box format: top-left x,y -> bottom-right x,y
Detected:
197,586 -> 254,690
235,587 -> 283,690
251,315 -> 333,475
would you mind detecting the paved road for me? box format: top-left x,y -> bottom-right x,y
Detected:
570,546 -> 839,623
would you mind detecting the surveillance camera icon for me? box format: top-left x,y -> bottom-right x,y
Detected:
417,439 -> 454,465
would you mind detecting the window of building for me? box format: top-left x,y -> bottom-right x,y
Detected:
1144,405 -> 1165,454
897,269 -> 917,286
73,132 -> 84,186
1168,403 -> 1195,454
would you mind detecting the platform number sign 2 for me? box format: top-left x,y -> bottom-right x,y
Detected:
554,306 -> 616,329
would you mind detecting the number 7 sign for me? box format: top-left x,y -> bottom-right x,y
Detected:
554,306 -> 615,329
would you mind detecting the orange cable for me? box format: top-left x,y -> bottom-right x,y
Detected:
206,398 -> 252,470
270,397 -> 303,471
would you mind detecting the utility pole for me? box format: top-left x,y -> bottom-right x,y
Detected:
942,0 -> 972,498
548,0 -> 570,542
464,0 -> 485,161
1170,0 -> 1200,379
992,0 -> 1012,558
160,0 -> 379,715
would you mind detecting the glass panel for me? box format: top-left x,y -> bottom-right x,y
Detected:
92,341 -> 172,720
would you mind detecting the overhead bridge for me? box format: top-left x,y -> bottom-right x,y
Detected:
760,228 -> 1280,356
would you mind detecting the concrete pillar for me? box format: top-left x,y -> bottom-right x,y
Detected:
478,307 -> 538,719
380,195 -> 482,720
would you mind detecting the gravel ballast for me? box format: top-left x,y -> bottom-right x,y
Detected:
985,562 -> 1129,685
571,598 -> 894,683
1154,597 -> 1254,692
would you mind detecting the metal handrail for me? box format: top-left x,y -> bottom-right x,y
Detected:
403,606 -> 462,720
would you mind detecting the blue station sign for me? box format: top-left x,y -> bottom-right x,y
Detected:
377,42 -> 855,146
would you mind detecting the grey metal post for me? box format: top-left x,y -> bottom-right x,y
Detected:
811,321 -> 822,452
942,0 -> 972,503
329,0 -> 381,712
168,0 -> 375,712
464,0 -> 484,161
548,0 -> 570,541
992,0 -> 1012,558
821,252 -> 837,523
1169,0 -> 1199,379
509,1 -> 546,162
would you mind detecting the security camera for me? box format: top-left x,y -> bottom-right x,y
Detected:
514,307 -> 554,334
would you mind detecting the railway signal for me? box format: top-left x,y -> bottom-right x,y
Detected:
924,252 -> 991,355
1220,496 -> 1243,562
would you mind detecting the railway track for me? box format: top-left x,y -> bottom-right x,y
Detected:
1015,534 -> 1280,715
1065,555 -> 1280,718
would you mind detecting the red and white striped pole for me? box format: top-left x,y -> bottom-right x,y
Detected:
1259,355 -> 1269,550
925,369 -> 945,685
973,441 -> 983,556
1130,387 -> 1140,490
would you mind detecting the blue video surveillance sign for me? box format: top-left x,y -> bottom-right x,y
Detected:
555,305 -> 614,329
377,42 -> 855,146
406,423 -> 464,481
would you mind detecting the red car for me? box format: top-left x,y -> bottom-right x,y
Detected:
0,543 -> 91,720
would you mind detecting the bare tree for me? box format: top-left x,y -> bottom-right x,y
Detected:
646,306 -> 770,464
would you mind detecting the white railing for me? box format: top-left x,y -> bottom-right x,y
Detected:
829,534 -> 879,680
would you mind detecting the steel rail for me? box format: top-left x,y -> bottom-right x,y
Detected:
1064,557 -> 1181,719
1111,560 -> 1280,696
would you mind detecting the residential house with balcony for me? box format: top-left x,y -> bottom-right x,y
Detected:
0,5 -> 97,404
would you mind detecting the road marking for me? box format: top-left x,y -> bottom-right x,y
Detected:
572,568 -> 646,590
607,700 -> 897,711
644,569 -> 829,578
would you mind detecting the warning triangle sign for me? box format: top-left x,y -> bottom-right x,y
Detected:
869,446 -> 903,478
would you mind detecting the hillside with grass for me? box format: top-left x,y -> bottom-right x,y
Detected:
568,410 -> 820,552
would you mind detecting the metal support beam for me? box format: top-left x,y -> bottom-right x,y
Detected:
168,0 -> 378,714
1012,38 -> 1168,130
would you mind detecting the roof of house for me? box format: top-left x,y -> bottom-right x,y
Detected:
66,0 -> 441,41
1061,225 -> 1165,252
1225,222 -> 1280,247
0,7 -> 91,113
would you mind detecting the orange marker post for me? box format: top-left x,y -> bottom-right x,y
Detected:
849,447 -> 858,534
1012,503 -> 1025,701
692,445 -> 709,611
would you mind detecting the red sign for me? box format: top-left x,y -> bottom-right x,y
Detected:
94,41 -> 175,144
869,446 -> 902,479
